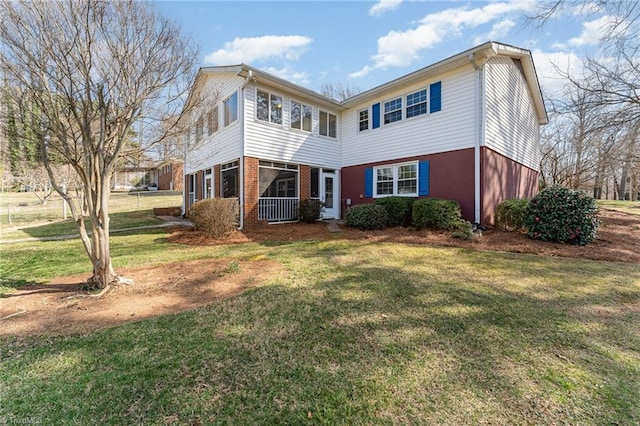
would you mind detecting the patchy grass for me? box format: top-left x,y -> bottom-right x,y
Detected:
1,236 -> 639,424
599,200 -> 640,216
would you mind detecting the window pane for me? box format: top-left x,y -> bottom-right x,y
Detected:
319,111 -> 327,136
384,97 -> 402,124
328,113 -> 337,138
377,181 -> 393,195
224,92 -> 238,126
302,105 -> 312,131
270,94 -> 282,124
384,110 -> 402,124
256,90 -> 269,122
359,109 -> 368,131
398,164 -> 416,179
398,180 -> 417,194
377,167 -> 393,181
290,101 -> 301,129
222,168 -> 238,198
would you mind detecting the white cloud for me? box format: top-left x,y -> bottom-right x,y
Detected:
473,18 -> 516,44
369,0 -> 403,17
263,66 -> 311,86
567,15 -> 616,47
531,49 -> 584,99
351,0 -> 536,77
204,35 -> 312,65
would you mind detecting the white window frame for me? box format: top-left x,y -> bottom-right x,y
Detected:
290,100 -> 312,132
406,88 -> 428,119
224,92 -> 238,127
319,110 -> 337,138
358,108 -> 369,132
256,88 -> 283,125
383,97 -> 402,125
373,161 -> 418,197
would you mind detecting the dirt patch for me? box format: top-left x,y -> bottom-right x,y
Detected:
1,258 -> 285,338
1,208 -> 637,339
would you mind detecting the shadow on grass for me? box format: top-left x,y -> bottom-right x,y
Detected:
2,242 -> 639,424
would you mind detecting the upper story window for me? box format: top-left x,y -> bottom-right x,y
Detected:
195,115 -> 203,143
290,101 -> 312,132
183,131 -> 190,148
208,106 -> 218,135
374,162 -> 418,197
256,89 -> 283,125
406,89 -> 427,118
384,97 -> 402,124
359,109 -> 369,132
319,110 -> 337,138
224,92 -> 238,126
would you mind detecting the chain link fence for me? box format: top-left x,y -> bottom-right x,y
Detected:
0,190 -> 183,227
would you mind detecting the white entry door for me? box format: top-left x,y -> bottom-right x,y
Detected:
321,171 -> 338,219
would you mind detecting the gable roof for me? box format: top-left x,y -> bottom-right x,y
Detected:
195,41 -> 548,125
341,41 -> 548,125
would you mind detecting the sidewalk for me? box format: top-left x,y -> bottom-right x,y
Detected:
0,216 -> 192,244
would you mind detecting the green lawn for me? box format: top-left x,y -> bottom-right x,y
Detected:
1,231 -> 638,424
598,200 -> 640,216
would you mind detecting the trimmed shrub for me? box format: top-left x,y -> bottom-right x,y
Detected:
297,199 -> 324,224
344,203 -> 388,230
524,185 -> 599,245
496,198 -> 530,232
189,198 -> 238,238
375,196 -> 415,227
452,220 -> 475,240
412,198 -> 462,230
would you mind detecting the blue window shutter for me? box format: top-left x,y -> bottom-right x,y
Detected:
418,161 -> 430,196
430,81 -> 441,113
372,103 -> 380,129
365,168 -> 373,198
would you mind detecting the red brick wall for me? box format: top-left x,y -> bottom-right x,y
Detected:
214,164 -> 221,198
480,147 -> 539,225
300,165 -> 311,199
243,156 -> 260,229
157,163 -> 184,191
341,149 -> 476,222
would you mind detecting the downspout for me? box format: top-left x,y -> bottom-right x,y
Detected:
238,69 -> 254,230
469,54 -> 484,225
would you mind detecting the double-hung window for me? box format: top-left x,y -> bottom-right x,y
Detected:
358,109 -> 369,131
290,101 -> 312,132
256,89 -> 283,125
319,110 -> 337,138
374,162 -> 418,197
224,92 -> 238,126
384,97 -> 402,124
406,89 -> 427,118
208,106 -> 218,135
195,116 -> 203,143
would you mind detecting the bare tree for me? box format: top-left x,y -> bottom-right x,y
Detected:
0,0 -> 198,290
319,82 -> 362,102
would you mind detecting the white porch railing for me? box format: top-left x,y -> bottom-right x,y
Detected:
258,197 -> 299,222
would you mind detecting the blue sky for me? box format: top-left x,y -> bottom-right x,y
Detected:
155,0 -> 608,99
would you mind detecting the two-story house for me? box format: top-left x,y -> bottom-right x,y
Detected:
182,41 -> 548,229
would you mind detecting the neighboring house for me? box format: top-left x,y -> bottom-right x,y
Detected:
182,41 -> 548,228
112,155 -> 158,191
157,160 -> 184,191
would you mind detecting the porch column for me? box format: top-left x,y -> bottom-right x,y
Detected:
243,156 -> 260,229
300,165 -> 311,199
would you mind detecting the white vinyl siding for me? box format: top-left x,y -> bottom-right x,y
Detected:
341,67 -> 476,167
185,73 -> 244,174
484,57 -> 541,171
244,83 -> 341,168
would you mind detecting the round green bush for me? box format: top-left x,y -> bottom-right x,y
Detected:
496,198 -> 530,232
412,198 -> 462,230
344,203 -> 388,230
297,199 -> 323,223
374,196 -> 415,227
524,185 -> 599,245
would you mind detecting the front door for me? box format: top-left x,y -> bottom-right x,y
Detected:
321,171 -> 338,219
